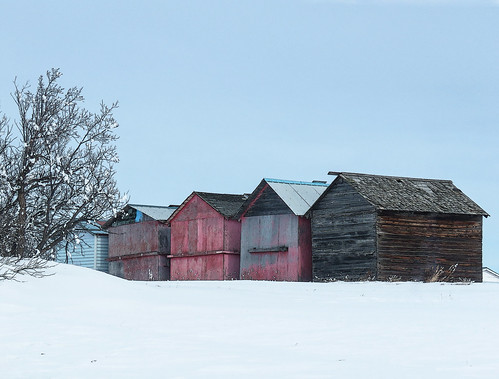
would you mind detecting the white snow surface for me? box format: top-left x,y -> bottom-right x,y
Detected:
1,263 -> 499,378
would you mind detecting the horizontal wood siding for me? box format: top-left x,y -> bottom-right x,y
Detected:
377,212 -> 483,281
311,178 -> 377,281
244,185 -> 293,217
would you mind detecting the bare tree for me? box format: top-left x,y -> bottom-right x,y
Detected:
0,69 -> 126,277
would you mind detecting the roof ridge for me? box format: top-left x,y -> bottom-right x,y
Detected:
129,203 -> 178,209
328,172 -> 453,183
194,191 -> 245,197
264,178 -> 329,186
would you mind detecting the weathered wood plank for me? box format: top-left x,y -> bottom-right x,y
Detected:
377,211 -> 482,281
311,178 -> 377,281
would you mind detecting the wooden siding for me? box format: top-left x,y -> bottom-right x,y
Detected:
243,184 -> 293,217
169,193 -> 241,280
170,195 -> 240,256
170,253 -> 240,280
311,178 -> 377,281
377,211 -> 483,281
240,214 -> 312,281
107,221 -> 171,259
109,254 -> 169,281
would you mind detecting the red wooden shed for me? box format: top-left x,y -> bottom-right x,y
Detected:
104,204 -> 177,281
238,178 -> 328,281
167,192 -> 247,280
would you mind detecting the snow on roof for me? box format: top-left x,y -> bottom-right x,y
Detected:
265,178 -> 328,216
483,267 -> 499,283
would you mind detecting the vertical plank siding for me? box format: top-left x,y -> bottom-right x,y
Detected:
377,212 -> 483,281
169,194 -> 242,280
170,195 -> 226,256
240,214 -> 304,281
311,179 -> 377,281
239,183 -> 315,282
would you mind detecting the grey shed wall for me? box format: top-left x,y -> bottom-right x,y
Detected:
311,178 -> 377,280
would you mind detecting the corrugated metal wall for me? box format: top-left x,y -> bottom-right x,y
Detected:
55,231 -> 109,273
95,234 -> 109,272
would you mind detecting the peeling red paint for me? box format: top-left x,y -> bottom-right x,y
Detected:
169,194 -> 241,280
170,253 -> 240,280
107,220 -> 171,280
108,221 -> 170,258
240,214 -> 312,281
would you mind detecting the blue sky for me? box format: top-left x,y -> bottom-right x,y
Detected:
1,0 -> 498,270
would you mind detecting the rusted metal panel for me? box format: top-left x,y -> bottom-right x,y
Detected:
170,253 -> 239,280
240,214 -> 312,281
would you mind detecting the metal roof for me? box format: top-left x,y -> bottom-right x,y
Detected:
130,204 -> 178,221
264,178 -> 328,216
328,172 -> 489,216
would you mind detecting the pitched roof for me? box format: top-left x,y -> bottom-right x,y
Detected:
130,204 -> 178,221
327,172 -> 488,216
167,192 -> 247,223
195,192 -> 247,218
103,204 -> 178,228
265,179 -> 328,216
483,267 -> 499,282
240,178 -> 329,217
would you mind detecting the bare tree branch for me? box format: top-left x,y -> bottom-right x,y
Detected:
0,69 -> 127,276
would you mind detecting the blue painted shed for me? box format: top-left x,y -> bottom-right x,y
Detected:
56,223 -> 109,273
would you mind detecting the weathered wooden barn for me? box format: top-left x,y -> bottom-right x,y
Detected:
167,192 -> 246,280
56,222 -> 109,273
309,172 -> 489,282
238,178 -> 328,281
104,204 -> 178,281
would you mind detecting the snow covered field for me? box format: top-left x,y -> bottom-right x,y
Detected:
1,264 -> 499,378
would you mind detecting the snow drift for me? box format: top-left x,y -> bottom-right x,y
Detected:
1,263 -> 498,378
